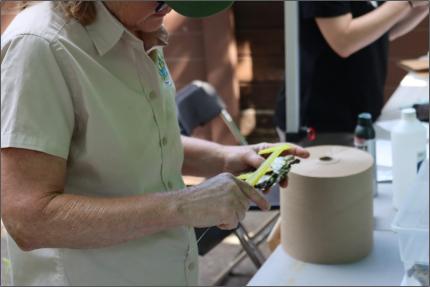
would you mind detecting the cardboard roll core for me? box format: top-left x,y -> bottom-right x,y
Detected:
319,156 -> 333,161
317,155 -> 340,165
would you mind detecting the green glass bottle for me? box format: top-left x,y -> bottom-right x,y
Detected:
354,113 -> 377,197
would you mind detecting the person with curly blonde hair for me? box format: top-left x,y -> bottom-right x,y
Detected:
1,1 -> 308,285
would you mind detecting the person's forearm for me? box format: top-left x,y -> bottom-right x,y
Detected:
2,144 -> 259,251
341,1 -> 411,55
390,6 -> 429,41
14,190 -> 185,250
318,1 -> 411,57
181,136 -> 226,177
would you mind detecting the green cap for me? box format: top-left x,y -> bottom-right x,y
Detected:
166,1 -> 233,18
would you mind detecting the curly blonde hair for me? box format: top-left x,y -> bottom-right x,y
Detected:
54,1 -> 96,26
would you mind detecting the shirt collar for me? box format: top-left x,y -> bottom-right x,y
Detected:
86,1 -> 169,56
85,1 -> 124,56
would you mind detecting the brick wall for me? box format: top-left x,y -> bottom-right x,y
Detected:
234,2 -> 285,144
163,10 -> 241,145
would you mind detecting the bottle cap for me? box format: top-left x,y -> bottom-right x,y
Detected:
401,108 -> 417,121
357,112 -> 372,126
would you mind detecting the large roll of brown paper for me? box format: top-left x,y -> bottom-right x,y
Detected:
281,145 -> 374,264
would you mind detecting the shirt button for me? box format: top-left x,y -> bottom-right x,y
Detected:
149,91 -> 157,100
162,136 -> 168,146
187,261 -> 195,271
167,181 -> 173,189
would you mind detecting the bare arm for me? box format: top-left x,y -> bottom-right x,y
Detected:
181,136 -> 225,177
1,148 -> 268,251
1,148 -> 184,250
390,5 -> 429,41
181,136 -> 310,177
316,1 -> 411,58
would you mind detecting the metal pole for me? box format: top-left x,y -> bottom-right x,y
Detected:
233,223 -> 265,267
284,2 -> 300,138
220,109 -> 248,145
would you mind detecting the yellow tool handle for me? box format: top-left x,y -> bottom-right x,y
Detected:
242,144 -> 291,186
257,143 -> 291,155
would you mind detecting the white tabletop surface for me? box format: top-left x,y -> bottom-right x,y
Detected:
248,231 -> 403,286
248,180 -> 402,286
248,72 -> 429,286
379,73 -> 429,122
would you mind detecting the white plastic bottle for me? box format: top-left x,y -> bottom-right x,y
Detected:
391,108 -> 427,210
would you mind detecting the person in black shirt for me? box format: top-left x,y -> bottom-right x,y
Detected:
275,1 -> 428,136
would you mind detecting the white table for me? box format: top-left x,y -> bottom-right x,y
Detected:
379,73 -> 429,123
249,231 -> 402,286
248,182 -> 403,286
248,72 -> 429,286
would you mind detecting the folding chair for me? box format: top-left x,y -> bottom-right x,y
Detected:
176,80 -> 247,145
176,80 -> 280,282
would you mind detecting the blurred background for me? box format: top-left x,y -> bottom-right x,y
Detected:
2,1 -> 428,145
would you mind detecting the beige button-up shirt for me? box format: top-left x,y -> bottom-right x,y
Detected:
1,2 -> 198,285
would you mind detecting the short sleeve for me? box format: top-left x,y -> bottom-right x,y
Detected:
1,35 -> 74,159
301,1 -> 351,19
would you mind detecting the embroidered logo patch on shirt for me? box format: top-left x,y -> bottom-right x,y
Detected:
154,50 -> 173,87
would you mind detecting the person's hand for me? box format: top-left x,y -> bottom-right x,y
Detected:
177,173 -> 269,230
218,142 -> 310,189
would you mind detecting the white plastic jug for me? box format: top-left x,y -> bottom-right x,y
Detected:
391,108 -> 427,210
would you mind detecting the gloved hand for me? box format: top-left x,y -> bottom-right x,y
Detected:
177,172 -> 269,230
